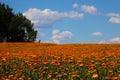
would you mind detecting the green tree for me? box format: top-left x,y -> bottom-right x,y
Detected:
0,3 -> 37,42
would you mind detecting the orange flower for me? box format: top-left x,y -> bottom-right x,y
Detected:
68,60 -> 73,63
43,62 -> 49,65
27,78 -> 32,80
18,77 -> 24,80
92,74 -> 98,78
79,63 -> 84,67
47,75 -> 52,79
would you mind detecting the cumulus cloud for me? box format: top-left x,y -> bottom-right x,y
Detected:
110,37 -> 120,43
51,29 -> 73,43
64,11 -> 84,19
81,5 -> 98,15
98,37 -> 120,44
73,3 -> 79,8
106,13 -> 120,24
109,17 -> 120,24
92,32 -> 103,36
23,8 -> 84,28
52,29 -> 60,35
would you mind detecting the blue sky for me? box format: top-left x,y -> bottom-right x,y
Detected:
1,0 -> 120,43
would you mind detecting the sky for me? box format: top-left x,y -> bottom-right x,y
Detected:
1,0 -> 120,44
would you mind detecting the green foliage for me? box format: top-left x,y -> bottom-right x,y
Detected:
0,3 -> 37,42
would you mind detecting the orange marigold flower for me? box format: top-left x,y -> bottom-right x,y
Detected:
52,78 -> 56,80
47,75 -> 52,79
92,74 -> 98,78
27,78 -> 32,80
43,62 -> 49,65
79,63 -> 84,67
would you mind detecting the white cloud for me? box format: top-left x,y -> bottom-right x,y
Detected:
81,5 -> 98,15
98,40 -> 108,44
63,11 -> 84,19
109,17 -> 120,24
43,40 -> 54,43
107,13 -> 120,17
106,13 -> 120,24
51,29 -> 73,43
92,32 -> 103,36
98,37 -> 120,44
73,3 -> 79,8
23,8 -> 84,28
52,29 -> 60,35
110,37 -> 120,43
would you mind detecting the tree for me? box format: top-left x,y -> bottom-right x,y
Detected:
0,3 -> 37,42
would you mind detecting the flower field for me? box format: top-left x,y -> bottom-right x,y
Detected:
0,43 -> 120,80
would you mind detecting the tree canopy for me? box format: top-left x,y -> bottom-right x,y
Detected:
0,3 -> 37,42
